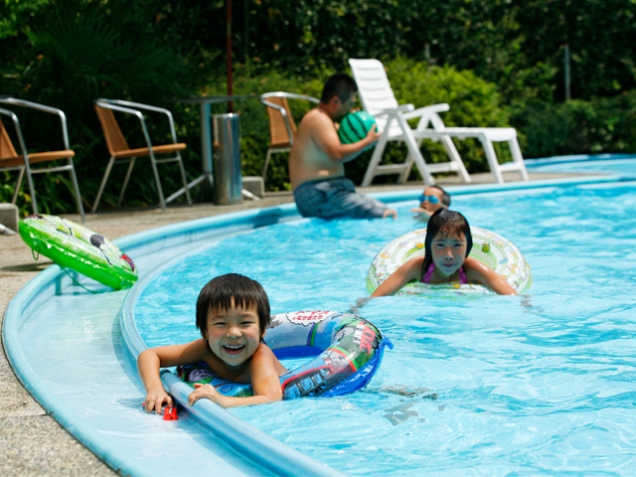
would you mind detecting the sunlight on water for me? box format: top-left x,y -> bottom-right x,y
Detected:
136,183 -> 636,475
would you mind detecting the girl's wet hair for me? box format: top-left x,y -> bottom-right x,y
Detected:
195,273 -> 271,337
422,208 -> 473,275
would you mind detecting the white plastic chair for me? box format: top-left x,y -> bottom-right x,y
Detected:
349,59 -> 529,185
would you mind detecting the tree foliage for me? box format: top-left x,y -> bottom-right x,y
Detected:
1,0 -> 635,214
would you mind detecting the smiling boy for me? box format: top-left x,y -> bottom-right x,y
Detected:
138,274 -> 286,410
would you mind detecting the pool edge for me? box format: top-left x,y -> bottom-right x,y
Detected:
4,172 -> 632,476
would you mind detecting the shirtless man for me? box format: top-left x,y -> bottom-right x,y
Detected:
289,73 -> 397,219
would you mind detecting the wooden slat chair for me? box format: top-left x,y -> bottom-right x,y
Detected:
259,92 -> 319,182
0,98 -> 85,221
92,99 -> 192,212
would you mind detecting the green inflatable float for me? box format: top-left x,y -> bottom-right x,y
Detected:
19,214 -> 137,290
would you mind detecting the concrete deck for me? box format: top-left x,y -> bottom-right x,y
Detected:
0,171 -> 581,476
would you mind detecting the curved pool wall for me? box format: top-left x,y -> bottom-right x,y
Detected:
119,230 -> 348,477
3,204 -> 346,477
2,170 -> 625,476
526,153 -> 636,178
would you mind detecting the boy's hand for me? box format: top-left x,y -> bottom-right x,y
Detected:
383,208 -> 397,219
189,383 -> 228,408
144,389 -> 173,414
365,124 -> 381,144
411,207 -> 433,217
349,296 -> 372,314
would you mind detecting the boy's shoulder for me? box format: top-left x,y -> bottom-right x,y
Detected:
250,343 -> 286,376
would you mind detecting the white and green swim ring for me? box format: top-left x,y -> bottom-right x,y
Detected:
367,226 -> 532,295
19,214 -> 137,290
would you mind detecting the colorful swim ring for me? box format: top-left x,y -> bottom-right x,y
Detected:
367,226 -> 532,294
178,310 -> 392,399
19,214 -> 137,290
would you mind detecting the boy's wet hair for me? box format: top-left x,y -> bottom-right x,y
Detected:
422,208 -> 473,275
429,185 -> 451,207
321,73 -> 358,103
195,273 -> 271,337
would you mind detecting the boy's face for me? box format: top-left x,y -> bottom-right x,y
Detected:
205,300 -> 262,369
419,187 -> 444,213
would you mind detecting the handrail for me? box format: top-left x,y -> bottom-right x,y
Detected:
260,92 -> 320,104
94,100 -> 154,151
0,98 -> 85,221
0,107 -> 29,160
0,97 -> 71,151
259,92 -> 319,145
96,99 -> 178,143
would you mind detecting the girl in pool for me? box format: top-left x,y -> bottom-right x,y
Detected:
138,273 -> 287,411
371,208 -> 517,296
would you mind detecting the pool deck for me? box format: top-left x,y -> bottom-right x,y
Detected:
0,170 -> 585,476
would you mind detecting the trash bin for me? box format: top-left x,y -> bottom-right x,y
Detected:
212,113 -> 242,205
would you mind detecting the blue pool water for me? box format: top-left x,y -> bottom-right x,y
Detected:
134,183 -> 636,475
527,155 -> 636,178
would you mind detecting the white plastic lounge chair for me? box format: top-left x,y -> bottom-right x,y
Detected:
349,59 -> 529,185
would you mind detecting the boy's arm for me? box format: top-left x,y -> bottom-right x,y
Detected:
465,258 -> 518,295
371,257 -> 423,297
188,345 -> 283,408
309,112 -> 380,163
138,340 -> 208,414
411,207 -> 433,218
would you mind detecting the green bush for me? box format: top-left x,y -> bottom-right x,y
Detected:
511,91 -> 636,158
0,0 -> 197,214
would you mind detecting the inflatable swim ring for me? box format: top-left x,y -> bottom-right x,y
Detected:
177,310 -> 392,399
367,226 -> 531,294
19,214 -> 137,290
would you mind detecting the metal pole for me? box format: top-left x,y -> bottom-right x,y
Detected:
244,0 -> 249,77
564,43 -> 571,101
199,102 -> 214,199
226,0 -> 233,113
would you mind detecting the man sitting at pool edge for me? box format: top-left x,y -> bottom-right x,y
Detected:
289,73 -> 397,220
412,185 -> 451,221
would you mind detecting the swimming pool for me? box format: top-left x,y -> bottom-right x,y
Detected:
129,181 -> 636,475
5,164 -> 635,475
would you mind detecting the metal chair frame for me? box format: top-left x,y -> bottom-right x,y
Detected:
259,92 -> 319,182
92,99 -> 192,213
0,97 -> 85,222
